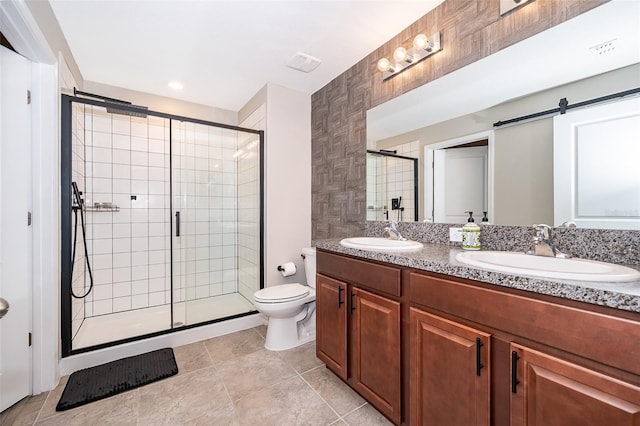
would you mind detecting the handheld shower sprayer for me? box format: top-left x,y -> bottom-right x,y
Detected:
71,181 -> 83,211
70,181 -> 93,298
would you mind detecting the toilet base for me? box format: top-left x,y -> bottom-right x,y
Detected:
264,308 -> 316,351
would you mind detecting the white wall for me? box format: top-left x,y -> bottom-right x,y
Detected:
265,84 -> 311,286
83,81 -> 237,125
239,83 -> 312,288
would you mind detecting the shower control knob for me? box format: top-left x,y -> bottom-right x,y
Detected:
0,297 -> 9,319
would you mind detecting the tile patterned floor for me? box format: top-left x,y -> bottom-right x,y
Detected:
1,326 -> 392,426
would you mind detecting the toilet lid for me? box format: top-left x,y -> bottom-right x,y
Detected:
254,283 -> 310,303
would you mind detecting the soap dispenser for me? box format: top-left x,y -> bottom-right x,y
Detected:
462,211 -> 481,250
481,211 -> 491,225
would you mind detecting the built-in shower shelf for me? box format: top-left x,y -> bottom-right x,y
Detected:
85,204 -> 120,212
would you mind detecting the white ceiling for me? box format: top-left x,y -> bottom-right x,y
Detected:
49,0 -> 444,111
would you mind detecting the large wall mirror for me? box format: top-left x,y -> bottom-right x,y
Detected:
366,0 -> 640,229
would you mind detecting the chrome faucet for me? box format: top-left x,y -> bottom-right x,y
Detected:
528,224 -> 569,258
384,220 -> 407,241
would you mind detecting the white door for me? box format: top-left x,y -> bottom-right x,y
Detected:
0,45 -> 32,411
554,97 -> 640,230
433,146 -> 488,223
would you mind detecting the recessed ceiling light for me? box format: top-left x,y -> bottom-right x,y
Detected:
168,81 -> 184,90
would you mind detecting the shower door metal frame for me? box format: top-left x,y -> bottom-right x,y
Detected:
366,150 -> 419,221
60,94 -> 265,357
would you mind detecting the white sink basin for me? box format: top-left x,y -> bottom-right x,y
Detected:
340,237 -> 423,253
455,251 -> 640,282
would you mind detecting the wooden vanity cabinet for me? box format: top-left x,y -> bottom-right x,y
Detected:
316,251 -> 402,424
317,249 -> 640,425
410,271 -> 640,426
410,308 -> 491,426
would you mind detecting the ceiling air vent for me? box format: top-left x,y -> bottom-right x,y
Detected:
286,52 -> 322,73
589,39 -> 617,56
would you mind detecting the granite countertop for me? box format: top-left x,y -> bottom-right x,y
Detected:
314,238 -> 640,314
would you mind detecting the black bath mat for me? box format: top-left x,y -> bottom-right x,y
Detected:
56,348 -> 178,411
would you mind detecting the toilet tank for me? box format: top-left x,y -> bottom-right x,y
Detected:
301,247 -> 316,288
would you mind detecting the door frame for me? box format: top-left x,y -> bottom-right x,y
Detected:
0,0 -> 60,394
424,130 -> 495,223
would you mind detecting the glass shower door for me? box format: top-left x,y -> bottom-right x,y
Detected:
171,120 -> 260,327
64,98 -> 174,352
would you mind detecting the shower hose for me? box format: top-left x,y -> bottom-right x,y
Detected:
71,182 -> 94,298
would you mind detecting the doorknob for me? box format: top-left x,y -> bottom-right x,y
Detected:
0,297 -> 9,319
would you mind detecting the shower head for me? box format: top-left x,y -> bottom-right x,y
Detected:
106,103 -> 148,118
73,88 -> 148,118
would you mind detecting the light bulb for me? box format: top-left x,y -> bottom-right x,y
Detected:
413,34 -> 430,51
377,58 -> 391,72
393,47 -> 408,62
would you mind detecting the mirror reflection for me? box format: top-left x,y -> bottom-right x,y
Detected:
366,1 -> 640,229
366,149 -> 418,222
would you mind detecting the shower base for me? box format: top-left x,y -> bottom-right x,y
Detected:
73,293 -> 255,350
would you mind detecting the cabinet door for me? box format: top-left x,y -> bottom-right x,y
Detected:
316,274 -> 348,380
511,343 -> 640,426
410,308 -> 491,426
351,287 -> 401,424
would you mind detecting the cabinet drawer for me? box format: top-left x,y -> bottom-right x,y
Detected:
317,250 -> 401,297
410,272 -> 640,376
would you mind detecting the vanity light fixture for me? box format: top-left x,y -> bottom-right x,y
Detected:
377,31 -> 442,80
500,0 -> 533,16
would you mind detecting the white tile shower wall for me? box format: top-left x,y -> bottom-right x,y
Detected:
366,154 -> 385,221
387,141 -> 419,222
172,121 -> 239,305
83,106 -> 171,317
71,103 -> 86,337
237,105 -> 264,302
77,104 -> 258,322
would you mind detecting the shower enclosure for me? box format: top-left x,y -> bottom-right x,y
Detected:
61,94 -> 263,356
366,150 -> 418,222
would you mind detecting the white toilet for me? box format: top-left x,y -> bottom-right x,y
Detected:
253,247 -> 316,351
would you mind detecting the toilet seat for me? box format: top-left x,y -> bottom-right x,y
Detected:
254,283 -> 310,303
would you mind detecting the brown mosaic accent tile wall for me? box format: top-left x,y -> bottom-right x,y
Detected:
311,0 -> 608,239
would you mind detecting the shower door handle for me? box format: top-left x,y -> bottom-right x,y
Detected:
175,211 -> 180,237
